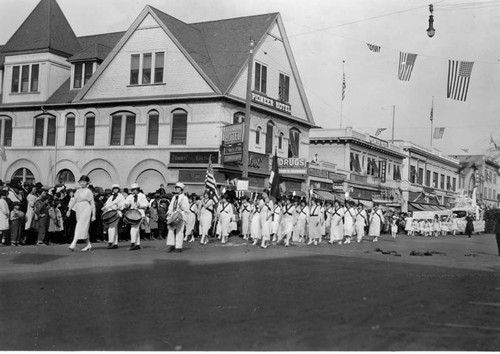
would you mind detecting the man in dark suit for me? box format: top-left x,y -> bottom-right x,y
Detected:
494,216 -> 500,256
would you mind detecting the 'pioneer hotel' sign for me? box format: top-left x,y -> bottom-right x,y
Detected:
252,92 -> 292,114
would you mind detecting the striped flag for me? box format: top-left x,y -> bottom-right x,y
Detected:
433,127 -> 445,139
366,43 -> 381,52
398,52 -> 417,81
375,128 -> 387,137
205,156 -> 219,203
447,60 -> 474,102
342,72 -> 346,101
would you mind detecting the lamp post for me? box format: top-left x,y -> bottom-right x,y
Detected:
427,4 -> 435,38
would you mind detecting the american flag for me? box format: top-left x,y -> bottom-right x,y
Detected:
366,43 -> 381,53
342,72 -> 346,101
205,156 -> 219,203
447,60 -> 474,102
433,127 -> 445,139
375,128 -> 386,137
398,52 -> 417,81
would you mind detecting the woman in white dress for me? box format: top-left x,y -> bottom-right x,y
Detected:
296,200 -> 308,243
308,198 -> 323,245
250,198 -> 261,244
405,212 -> 413,236
355,203 -> 368,243
198,191 -> 214,245
329,200 -> 345,244
67,175 -> 96,252
271,199 -> 282,242
184,195 -> 198,242
280,197 -> 295,246
368,204 -> 384,242
258,192 -> 273,249
239,197 -> 252,240
343,201 -> 356,244
25,187 -> 37,232
217,194 -> 234,244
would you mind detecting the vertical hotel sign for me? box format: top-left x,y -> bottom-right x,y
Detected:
222,123 -> 244,163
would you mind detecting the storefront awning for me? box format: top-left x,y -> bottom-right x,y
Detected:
313,190 -> 338,202
409,202 -> 447,212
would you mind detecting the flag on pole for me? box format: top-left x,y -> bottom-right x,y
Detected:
0,145 -> 6,162
490,134 -> 498,149
430,99 -> 434,122
447,60 -> 474,101
461,149 -> 469,153
269,151 -> 281,201
375,128 -> 387,137
205,155 -> 219,203
342,72 -> 346,101
398,52 -> 417,81
433,127 -> 445,139
366,43 -> 381,52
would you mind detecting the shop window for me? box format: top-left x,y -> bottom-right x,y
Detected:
393,165 -> 402,181
65,114 -> 75,146
148,110 -> 159,145
12,168 -> 35,185
171,109 -> 187,145
85,113 -> 95,146
34,115 -> 56,146
57,169 -> 75,184
254,62 -> 267,94
288,128 -> 300,158
110,112 -> 136,146
265,121 -> 274,154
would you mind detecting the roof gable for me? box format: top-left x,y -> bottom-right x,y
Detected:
2,0 -> 81,57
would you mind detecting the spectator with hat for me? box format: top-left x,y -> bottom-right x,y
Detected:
67,175 -> 96,252
166,182 -> 189,252
10,201 -> 25,246
123,183 -> 149,250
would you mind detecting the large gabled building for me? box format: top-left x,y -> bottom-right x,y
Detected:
0,0 -> 315,193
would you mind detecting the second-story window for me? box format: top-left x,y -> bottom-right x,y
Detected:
288,128 -> 301,158
110,112 -> 136,146
34,115 -> 56,146
11,64 -> 39,93
85,113 -> 95,146
148,110 -> 159,145
0,116 -> 13,147
278,132 -> 284,150
418,168 -> 424,185
279,73 -> 290,102
65,114 -> 75,146
130,52 -> 165,85
254,62 -> 267,94
171,109 -> 187,145
265,121 -> 274,154
255,126 -> 261,146
440,174 -> 445,189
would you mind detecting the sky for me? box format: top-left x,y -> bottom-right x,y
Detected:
1,0 -> 500,156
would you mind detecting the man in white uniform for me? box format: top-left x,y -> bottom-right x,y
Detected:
167,182 -> 190,252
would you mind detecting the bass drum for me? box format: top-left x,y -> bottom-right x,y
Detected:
167,211 -> 183,228
124,209 -> 143,225
102,210 -> 120,225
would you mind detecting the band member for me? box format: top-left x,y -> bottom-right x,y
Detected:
329,199 -> 345,244
124,183 -> 149,250
369,204 -> 384,242
355,203 -> 368,243
343,201 -> 356,244
324,201 -> 333,240
166,182 -> 189,252
259,191 -> 273,249
296,199 -> 308,243
217,194 -> 234,244
280,197 -> 296,247
271,198 -> 282,243
67,175 -> 96,252
199,191 -> 214,245
239,196 -> 252,240
308,198 -> 323,245
103,184 -> 125,249
184,194 -> 198,243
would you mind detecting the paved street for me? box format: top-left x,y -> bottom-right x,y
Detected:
0,234 -> 499,351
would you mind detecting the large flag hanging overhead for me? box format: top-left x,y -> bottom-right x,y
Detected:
447,60 -> 474,101
366,43 -> 381,53
433,127 -> 445,139
398,52 -> 417,81
205,156 -> 219,203
375,128 -> 387,137
269,152 -> 281,201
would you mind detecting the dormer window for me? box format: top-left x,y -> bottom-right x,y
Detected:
11,64 -> 39,93
73,62 -> 94,89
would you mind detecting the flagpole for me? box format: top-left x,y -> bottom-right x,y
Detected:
430,96 -> 434,147
340,60 -> 345,128
391,105 -> 395,143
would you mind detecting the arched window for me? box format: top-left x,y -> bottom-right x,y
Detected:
12,168 -> 35,185
34,115 -> 55,146
147,110 -> 159,145
65,113 -> 75,146
265,121 -> 274,154
171,109 -> 187,145
110,111 -> 136,146
255,126 -> 262,146
0,116 -> 13,146
233,112 -> 245,124
288,128 -> 301,158
57,169 -> 75,184
278,132 -> 284,150
85,113 -> 95,146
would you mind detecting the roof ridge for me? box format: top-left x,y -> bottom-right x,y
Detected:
77,30 -> 127,40
189,12 -> 279,26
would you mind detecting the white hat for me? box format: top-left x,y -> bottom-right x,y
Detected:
112,184 -> 120,190
175,182 -> 185,189
130,183 -> 139,190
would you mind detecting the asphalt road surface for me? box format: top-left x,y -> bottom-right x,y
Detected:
0,234 -> 499,351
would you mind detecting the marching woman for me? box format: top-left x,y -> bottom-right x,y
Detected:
67,175 -> 96,252
239,196 -> 252,240
432,215 -> 441,238
103,184 -> 125,249
217,194 -> 234,244
329,199 -> 345,245
271,198 -> 283,243
166,183 -> 190,252
258,191 -> 273,249
451,214 -> 458,236
405,212 -> 414,236
320,201 -> 327,241
198,191 -> 214,245
308,198 -> 323,246
184,194 -> 198,243
280,197 -> 296,246
343,200 -> 356,244
250,198 -> 261,245
324,201 -> 333,241
355,203 -> 368,243
123,183 -> 149,251
296,199 -> 308,243
368,204 -> 384,242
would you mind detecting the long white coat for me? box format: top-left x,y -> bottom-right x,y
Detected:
329,207 -> 345,242
369,209 -> 385,237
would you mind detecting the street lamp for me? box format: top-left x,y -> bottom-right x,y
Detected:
427,4 -> 435,38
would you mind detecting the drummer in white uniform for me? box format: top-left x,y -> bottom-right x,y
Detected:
102,184 -> 125,249
166,182 -> 190,252
123,183 -> 149,250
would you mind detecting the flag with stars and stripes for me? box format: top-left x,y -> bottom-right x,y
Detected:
205,156 -> 219,203
447,60 -> 474,102
366,43 -> 381,52
398,52 -> 417,81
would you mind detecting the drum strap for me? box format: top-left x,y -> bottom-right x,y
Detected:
310,206 -> 318,217
242,206 -> 250,213
173,196 -> 178,210
284,206 -> 293,216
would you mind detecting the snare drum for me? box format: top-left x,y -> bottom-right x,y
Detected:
167,211 -> 183,227
102,210 -> 120,226
124,209 -> 143,225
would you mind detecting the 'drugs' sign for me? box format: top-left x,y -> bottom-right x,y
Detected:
278,158 -> 307,174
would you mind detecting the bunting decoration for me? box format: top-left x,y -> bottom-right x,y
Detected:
375,128 -> 387,137
398,52 -> 417,81
205,156 -> 219,203
433,127 -> 445,139
447,60 -> 474,101
366,43 -> 381,53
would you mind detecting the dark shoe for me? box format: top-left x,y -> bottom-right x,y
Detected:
111,245 -> 118,249
128,243 -> 136,250
106,243 -> 113,249
167,246 -> 175,252
174,248 -> 182,253
130,245 -> 141,251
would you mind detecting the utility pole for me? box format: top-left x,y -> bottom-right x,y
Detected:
242,38 -> 254,180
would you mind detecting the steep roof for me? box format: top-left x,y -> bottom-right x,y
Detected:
69,43 -> 113,63
1,0 -> 81,57
77,31 -> 126,51
0,46 -> 5,67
